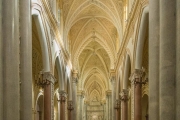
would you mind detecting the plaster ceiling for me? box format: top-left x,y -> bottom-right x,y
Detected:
63,0 -> 124,101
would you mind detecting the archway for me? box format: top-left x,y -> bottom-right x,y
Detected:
36,95 -> 44,120
142,94 -> 148,120
134,6 -> 149,120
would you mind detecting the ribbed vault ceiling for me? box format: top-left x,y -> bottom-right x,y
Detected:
63,0 -> 123,102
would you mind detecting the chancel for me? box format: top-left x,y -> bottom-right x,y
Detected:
0,0 -> 180,120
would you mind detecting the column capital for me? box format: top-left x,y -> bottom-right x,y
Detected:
43,72 -> 56,83
110,69 -> 116,82
106,90 -> 112,97
67,101 -> 74,111
114,99 -> 120,110
35,71 -> 56,87
77,90 -> 85,97
59,90 -> 67,103
120,89 -> 129,101
130,68 -> 148,85
84,100 -> 90,105
72,70 -> 78,83
100,100 -> 106,105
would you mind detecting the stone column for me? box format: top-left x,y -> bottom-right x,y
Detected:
130,69 -> 147,120
110,70 -> 116,120
77,91 -> 84,120
19,0 -> 32,119
72,71 -> 78,120
2,0 -> 20,119
57,100 -> 60,120
36,72 -> 55,120
114,100 -> 120,120
177,0 -> 180,119
67,101 -> 74,120
149,0 -> 159,119
59,90 -> 67,120
102,101 -> 106,120
160,0 -> 176,119
120,89 -> 129,120
106,90 -> 112,120
84,101 -> 88,120
0,0 -> 3,119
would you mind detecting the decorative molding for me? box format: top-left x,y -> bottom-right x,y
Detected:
120,89 -> 129,102
67,101 -> 74,111
106,90 -> 112,97
35,71 -> 56,88
59,90 -> 67,103
130,68 -> 148,86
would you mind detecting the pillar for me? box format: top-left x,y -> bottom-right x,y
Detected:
102,101 -> 106,120
84,101 -> 88,120
19,0 -> 32,119
106,90 -> 112,120
130,69 -> 147,120
120,89 -> 129,120
36,72 -> 55,120
57,99 -> 60,120
2,0 -> 20,119
59,90 -> 67,120
67,101 -> 74,120
72,71 -> 78,120
0,0 -> 3,119
160,0 -> 176,119
176,0 -> 180,119
110,70 -> 116,120
149,0 -> 159,119
114,100 -> 120,120
77,91 -> 84,120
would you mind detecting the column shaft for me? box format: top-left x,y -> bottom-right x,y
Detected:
116,109 -> 120,120
44,84 -> 53,120
20,0 -> 32,119
2,0 -> 20,119
77,94 -> 83,120
160,0 -> 176,119
176,0 -> 180,119
114,100 -> 120,120
111,80 -> 116,120
121,89 -> 129,120
72,81 -> 77,120
134,83 -> 142,120
122,101 -> 128,120
110,95 -> 112,120
0,0 -> 3,119
149,0 -> 159,119
67,101 -> 73,120
60,91 -> 66,120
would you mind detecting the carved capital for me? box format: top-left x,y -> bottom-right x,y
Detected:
84,100 -> 90,105
43,72 -> 56,84
130,68 -> 148,85
72,77 -> 78,84
120,89 -> 129,101
114,99 -> 120,110
35,71 -> 56,88
67,101 -> 74,111
77,90 -> 85,98
110,69 -> 116,82
106,90 -> 112,97
59,90 -> 67,103
100,100 -> 106,105
72,70 -> 78,83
